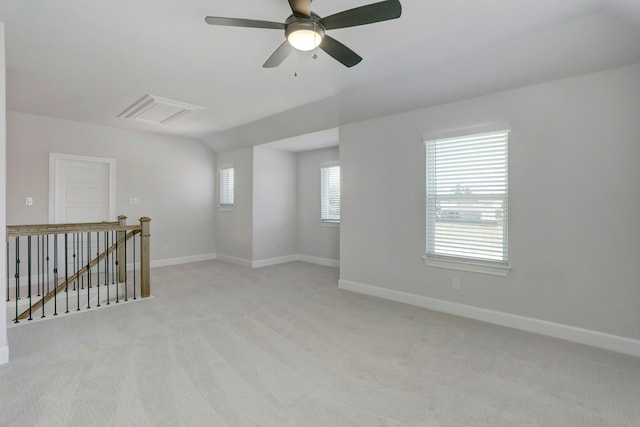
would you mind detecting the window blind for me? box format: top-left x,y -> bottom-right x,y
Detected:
321,165 -> 340,221
425,130 -> 509,266
220,167 -> 235,206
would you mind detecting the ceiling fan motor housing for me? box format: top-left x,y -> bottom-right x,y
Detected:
285,13 -> 326,50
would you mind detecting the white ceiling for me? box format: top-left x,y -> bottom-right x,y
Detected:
2,0 -> 640,152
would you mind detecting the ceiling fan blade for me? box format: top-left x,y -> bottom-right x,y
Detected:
205,16 -> 285,30
320,36 -> 363,68
320,0 -> 402,30
263,41 -> 294,68
288,0 -> 311,18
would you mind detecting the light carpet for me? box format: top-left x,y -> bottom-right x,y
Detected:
1,260 -> 639,426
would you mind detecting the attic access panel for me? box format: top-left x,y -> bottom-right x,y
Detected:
118,95 -> 204,125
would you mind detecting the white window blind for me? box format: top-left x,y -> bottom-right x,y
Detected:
219,167 -> 235,206
425,130 -> 509,267
321,165 -> 340,222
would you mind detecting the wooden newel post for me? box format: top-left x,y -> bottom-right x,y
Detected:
139,217 -> 151,298
117,215 -> 127,284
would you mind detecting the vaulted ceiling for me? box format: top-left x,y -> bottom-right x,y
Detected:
2,0 -> 640,152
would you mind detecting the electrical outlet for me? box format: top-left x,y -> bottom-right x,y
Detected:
452,278 -> 461,290
25,197 -> 33,206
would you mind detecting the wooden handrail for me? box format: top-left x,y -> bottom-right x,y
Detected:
7,223 -> 141,237
15,230 -> 140,321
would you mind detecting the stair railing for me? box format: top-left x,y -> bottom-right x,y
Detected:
5,216 -> 151,323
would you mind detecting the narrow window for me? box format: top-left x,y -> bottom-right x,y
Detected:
219,167 -> 235,206
425,130 -> 509,270
321,164 -> 340,222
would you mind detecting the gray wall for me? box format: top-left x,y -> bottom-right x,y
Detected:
215,144 -> 340,265
339,63 -> 640,341
215,147 -> 253,263
6,111 -> 216,263
1,24 -> 8,364
297,147 -> 340,262
252,146 -> 297,261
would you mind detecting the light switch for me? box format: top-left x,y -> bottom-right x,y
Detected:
25,197 -> 33,206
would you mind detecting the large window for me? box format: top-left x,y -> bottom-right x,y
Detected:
321,164 -> 340,222
219,167 -> 235,206
425,130 -> 509,273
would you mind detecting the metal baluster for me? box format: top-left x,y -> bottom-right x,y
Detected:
111,230 -> 116,285
46,235 -> 50,294
65,233 -> 69,314
105,231 -> 110,305
72,233 -> 77,291
53,234 -> 58,316
124,233 -> 128,302
115,230 -> 119,303
96,232 -> 100,307
86,232 -> 91,309
36,236 -> 44,316
133,233 -> 137,300
37,236 -> 41,297
76,234 -> 80,311
27,236 -> 32,320
14,237 -> 20,323
40,235 -> 45,319
80,234 -> 84,290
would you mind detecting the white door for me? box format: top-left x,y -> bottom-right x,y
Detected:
50,153 -> 115,224
49,153 -> 116,283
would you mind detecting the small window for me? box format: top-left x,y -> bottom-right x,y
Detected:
219,167 -> 235,206
321,164 -> 340,222
425,130 -> 509,272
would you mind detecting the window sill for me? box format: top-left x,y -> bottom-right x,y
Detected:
218,205 -> 235,211
320,221 -> 340,228
422,255 -> 510,277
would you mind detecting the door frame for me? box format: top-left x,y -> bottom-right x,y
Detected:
48,153 -> 117,224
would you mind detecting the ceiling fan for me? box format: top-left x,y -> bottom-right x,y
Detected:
205,0 -> 402,68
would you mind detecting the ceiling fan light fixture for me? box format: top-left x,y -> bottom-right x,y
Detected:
287,29 -> 322,51
285,19 -> 325,51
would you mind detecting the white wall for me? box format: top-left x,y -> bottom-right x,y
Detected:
0,23 -> 9,365
6,112 -> 216,264
297,147 -> 340,263
252,146 -> 297,262
339,64 -> 640,345
215,147 -> 253,264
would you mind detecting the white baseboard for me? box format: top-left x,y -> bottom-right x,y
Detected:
297,255 -> 340,268
7,295 -> 152,329
151,253 -> 216,268
338,279 -> 640,358
216,253 -> 340,269
252,255 -> 299,269
215,254 -> 252,268
252,254 -> 340,268
0,345 -> 8,365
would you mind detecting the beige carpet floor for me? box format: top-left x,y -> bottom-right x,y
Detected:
1,260 -> 639,426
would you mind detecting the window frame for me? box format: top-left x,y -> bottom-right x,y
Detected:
320,162 -> 341,224
423,129 -> 511,276
219,167 -> 235,207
